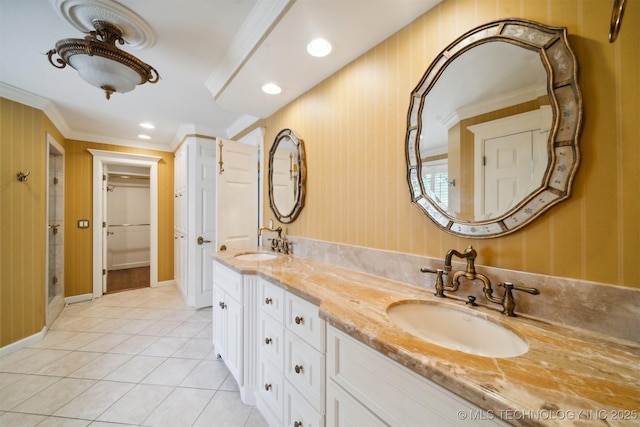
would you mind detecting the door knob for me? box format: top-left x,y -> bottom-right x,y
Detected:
197,236 -> 211,245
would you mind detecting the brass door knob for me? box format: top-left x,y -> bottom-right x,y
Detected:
197,236 -> 211,245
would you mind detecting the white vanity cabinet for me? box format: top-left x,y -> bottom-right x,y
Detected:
212,260 -> 260,405
212,261 -> 244,384
326,326 -> 508,427
256,278 -> 326,427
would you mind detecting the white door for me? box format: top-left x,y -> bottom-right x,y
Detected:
194,140 -> 218,308
192,137 -> 258,309
482,131 -> 533,218
216,138 -> 259,250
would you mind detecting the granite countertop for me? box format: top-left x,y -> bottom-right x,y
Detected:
215,249 -> 640,426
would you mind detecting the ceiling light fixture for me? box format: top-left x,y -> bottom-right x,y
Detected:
139,122 -> 155,129
47,19 -> 159,100
307,38 -> 333,57
262,83 -> 282,95
138,134 -> 151,140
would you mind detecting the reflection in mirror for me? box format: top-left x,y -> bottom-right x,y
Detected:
421,42 -> 550,221
406,19 -> 582,238
268,129 -> 306,224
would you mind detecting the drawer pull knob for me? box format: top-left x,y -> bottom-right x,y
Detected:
294,422 -> 303,427
264,383 -> 272,391
294,364 -> 303,374
294,316 -> 304,325
265,337 -> 272,344
219,301 -> 227,309
265,297 -> 273,304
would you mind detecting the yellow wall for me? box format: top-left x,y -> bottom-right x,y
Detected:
259,0 -> 639,289
0,99 -> 65,347
1,98 -> 174,347
64,140 -> 174,297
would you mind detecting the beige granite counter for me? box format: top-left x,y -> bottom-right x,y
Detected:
215,250 -> 640,426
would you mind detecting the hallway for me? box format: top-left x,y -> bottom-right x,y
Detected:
0,285 -> 267,426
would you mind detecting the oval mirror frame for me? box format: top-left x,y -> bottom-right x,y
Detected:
268,128 -> 307,224
406,19 -> 582,238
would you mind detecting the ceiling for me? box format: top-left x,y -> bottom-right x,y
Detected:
0,0 -> 441,152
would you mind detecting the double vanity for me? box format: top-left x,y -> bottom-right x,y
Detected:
213,249 -> 640,426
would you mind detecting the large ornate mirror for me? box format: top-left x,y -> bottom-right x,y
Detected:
268,128 -> 306,224
406,19 -> 582,238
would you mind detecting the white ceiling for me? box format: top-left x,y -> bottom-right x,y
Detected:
0,0 -> 441,152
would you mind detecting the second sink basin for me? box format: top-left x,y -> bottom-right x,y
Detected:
387,301 -> 529,358
234,252 -> 278,261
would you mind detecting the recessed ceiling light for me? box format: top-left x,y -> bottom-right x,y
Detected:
138,134 -> 151,140
262,83 -> 282,95
139,122 -> 155,129
307,38 -> 333,57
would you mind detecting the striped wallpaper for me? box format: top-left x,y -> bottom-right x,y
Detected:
257,0 -> 639,289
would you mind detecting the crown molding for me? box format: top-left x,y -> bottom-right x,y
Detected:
0,82 -> 71,137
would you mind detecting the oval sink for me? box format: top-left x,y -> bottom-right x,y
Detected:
234,252 -> 278,261
387,301 -> 528,358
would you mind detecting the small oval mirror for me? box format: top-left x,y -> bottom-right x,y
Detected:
268,129 -> 306,223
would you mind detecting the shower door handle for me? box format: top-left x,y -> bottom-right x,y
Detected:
197,236 -> 211,245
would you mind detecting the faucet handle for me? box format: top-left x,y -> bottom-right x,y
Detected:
503,282 -> 540,295
500,282 -> 540,317
420,268 -> 447,298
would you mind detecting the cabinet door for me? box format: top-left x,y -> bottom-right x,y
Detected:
326,379 -> 387,427
212,285 -> 226,358
225,295 -> 243,384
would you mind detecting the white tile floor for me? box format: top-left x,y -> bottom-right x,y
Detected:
0,285 -> 268,427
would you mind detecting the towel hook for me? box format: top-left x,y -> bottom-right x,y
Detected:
17,170 -> 31,182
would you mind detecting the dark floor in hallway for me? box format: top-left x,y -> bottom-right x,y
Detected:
107,266 -> 150,293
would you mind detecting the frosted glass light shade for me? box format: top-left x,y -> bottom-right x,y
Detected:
69,55 -> 143,94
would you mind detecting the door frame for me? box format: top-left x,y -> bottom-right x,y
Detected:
45,133 -> 65,327
89,149 -> 161,299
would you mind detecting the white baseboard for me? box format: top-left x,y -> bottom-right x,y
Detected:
65,293 -> 94,305
0,327 -> 47,357
154,279 -> 175,288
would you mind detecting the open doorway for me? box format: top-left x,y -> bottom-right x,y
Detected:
89,149 -> 161,299
105,165 -> 151,293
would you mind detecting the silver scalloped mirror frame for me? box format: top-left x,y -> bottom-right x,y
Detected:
406,19 -> 582,238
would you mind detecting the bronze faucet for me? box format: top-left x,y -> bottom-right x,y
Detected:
421,246 -> 539,317
258,225 -> 290,254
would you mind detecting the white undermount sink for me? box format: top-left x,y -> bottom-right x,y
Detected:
234,252 -> 278,261
387,301 -> 529,358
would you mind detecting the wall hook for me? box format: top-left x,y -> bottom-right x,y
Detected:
17,170 -> 31,182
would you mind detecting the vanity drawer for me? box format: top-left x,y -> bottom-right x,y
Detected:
259,278 -> 285,323
284,331 -> 325,412
285,292 -> 325,351
284,380 -> 324,427
257,358 -> 284,424
259,310 -> 285,370
212,261 -> 243,301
